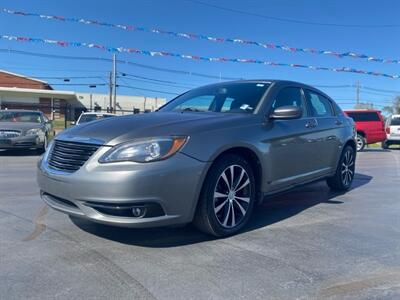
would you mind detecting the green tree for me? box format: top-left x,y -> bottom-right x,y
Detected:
383,96 -> 400,115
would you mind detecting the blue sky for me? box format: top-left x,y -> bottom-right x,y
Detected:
0,0 -> 399,109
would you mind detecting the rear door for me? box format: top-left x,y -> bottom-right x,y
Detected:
303,89 -> 342,174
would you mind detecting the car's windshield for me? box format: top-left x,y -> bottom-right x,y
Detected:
78,114 -> 114,124
0,111 -> 42,123
160,82 -> 270,114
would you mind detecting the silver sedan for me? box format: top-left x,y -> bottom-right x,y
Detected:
37,80 -> 356,236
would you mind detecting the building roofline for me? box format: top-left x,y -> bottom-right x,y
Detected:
0,86 -> 76,98
0,70 -> 49,85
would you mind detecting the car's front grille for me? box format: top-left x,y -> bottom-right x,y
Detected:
48,140 -> 101,173
0,130 -> 21,138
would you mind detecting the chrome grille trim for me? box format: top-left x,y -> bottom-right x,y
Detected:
0,130 -> 21,138
47,140 -> 101,173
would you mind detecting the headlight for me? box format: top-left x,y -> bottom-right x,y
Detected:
26,128 -> 43,135
99,136 -> 188,163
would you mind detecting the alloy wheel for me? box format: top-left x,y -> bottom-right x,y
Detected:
213,165 -> 251,228
356,136 -> 363,151
341,149 -> 355,186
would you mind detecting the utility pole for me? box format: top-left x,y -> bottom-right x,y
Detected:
356,81 -> 360,105
109,71 -> 113,113
112,53 -> 117,114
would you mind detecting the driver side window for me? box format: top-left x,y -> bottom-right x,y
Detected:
272,87 -> 306,117
173,95 -> 215,112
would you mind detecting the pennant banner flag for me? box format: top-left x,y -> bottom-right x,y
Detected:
2,8 -> 399,65
0,34 -> 398,79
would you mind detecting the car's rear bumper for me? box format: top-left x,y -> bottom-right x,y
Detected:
0,135 -> 42,149
37,148 -> 210,228
386,135 -> 400,143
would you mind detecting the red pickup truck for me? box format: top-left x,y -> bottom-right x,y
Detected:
344,110 -> 386,151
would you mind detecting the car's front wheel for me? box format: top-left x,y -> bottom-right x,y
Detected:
382,140 -> 390,149
37,135 -> 48,154
194,154 -> 256,237
327,145 -> 355,191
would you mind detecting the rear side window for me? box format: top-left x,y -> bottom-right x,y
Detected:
346,112 -> 380,122
390,117 -> 400,126
271,87 -> 306,117
304,90 -> 334,117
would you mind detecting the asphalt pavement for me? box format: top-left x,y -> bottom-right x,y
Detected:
1,148 -> 399,299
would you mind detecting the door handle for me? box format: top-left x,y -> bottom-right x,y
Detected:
335,120 -> 343,126
305,119 -> 318,128
305,122 -> 313,128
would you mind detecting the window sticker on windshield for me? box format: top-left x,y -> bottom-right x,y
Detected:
240,104 -> 251,110
256,84 -> 265,87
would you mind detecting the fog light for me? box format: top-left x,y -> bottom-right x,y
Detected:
132,207 -> 146,218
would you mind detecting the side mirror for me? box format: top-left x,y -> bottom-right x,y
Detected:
270,105 -> 302,120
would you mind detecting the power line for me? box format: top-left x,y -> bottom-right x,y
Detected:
117,84 -> 180,95
119,72 -> 194,88
361,86 -> 400,94
119,76 -> 192,90
183,0 -> 400,28
0,48 -> 239,80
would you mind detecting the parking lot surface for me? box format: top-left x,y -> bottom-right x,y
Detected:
1,149 -> 400,299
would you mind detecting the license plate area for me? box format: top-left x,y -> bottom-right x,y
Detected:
0,139 -> 11,145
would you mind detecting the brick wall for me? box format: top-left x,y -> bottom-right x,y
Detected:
0,72 -> 52,90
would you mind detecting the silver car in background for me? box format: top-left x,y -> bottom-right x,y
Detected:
37,80 -> 356,237
0,110 -> 51,153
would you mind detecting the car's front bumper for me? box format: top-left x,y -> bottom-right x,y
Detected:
0,134 -> 42,149
37,146 -> 210,228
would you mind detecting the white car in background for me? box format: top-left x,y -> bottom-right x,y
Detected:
73,112 -> 115,125
382,114 -> 400,149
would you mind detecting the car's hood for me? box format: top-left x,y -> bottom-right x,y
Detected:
0,122 -> 42,132
57,112 -> 258,146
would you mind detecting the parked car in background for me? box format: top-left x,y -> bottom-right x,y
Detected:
73,112 -> 115,125
344,109 -> 386,151
382,114 -> 400,149
0,109 -> 52,153
37,80 -> 356,237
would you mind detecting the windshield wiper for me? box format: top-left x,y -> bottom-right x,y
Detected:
181,107 -> 203,112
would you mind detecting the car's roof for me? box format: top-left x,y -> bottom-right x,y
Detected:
206,79 -> 315,87
391,114 -> 400,118
344,109 -> 381,113
193,79 -> 333,100
0,109 -> 43,113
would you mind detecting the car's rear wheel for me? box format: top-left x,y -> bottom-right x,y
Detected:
327,145 -> 355,191
194,154 -> 255,237
356,134 -> 365,151
382,140 -> 389,149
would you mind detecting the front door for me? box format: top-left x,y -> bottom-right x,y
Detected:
265,87 -> 321,191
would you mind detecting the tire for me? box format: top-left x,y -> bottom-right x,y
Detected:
382,141 -> 389,149
36,135 -> 48,155
193,154 -> 256,237
356,134 -> 366,151
327,145 -> 356,191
